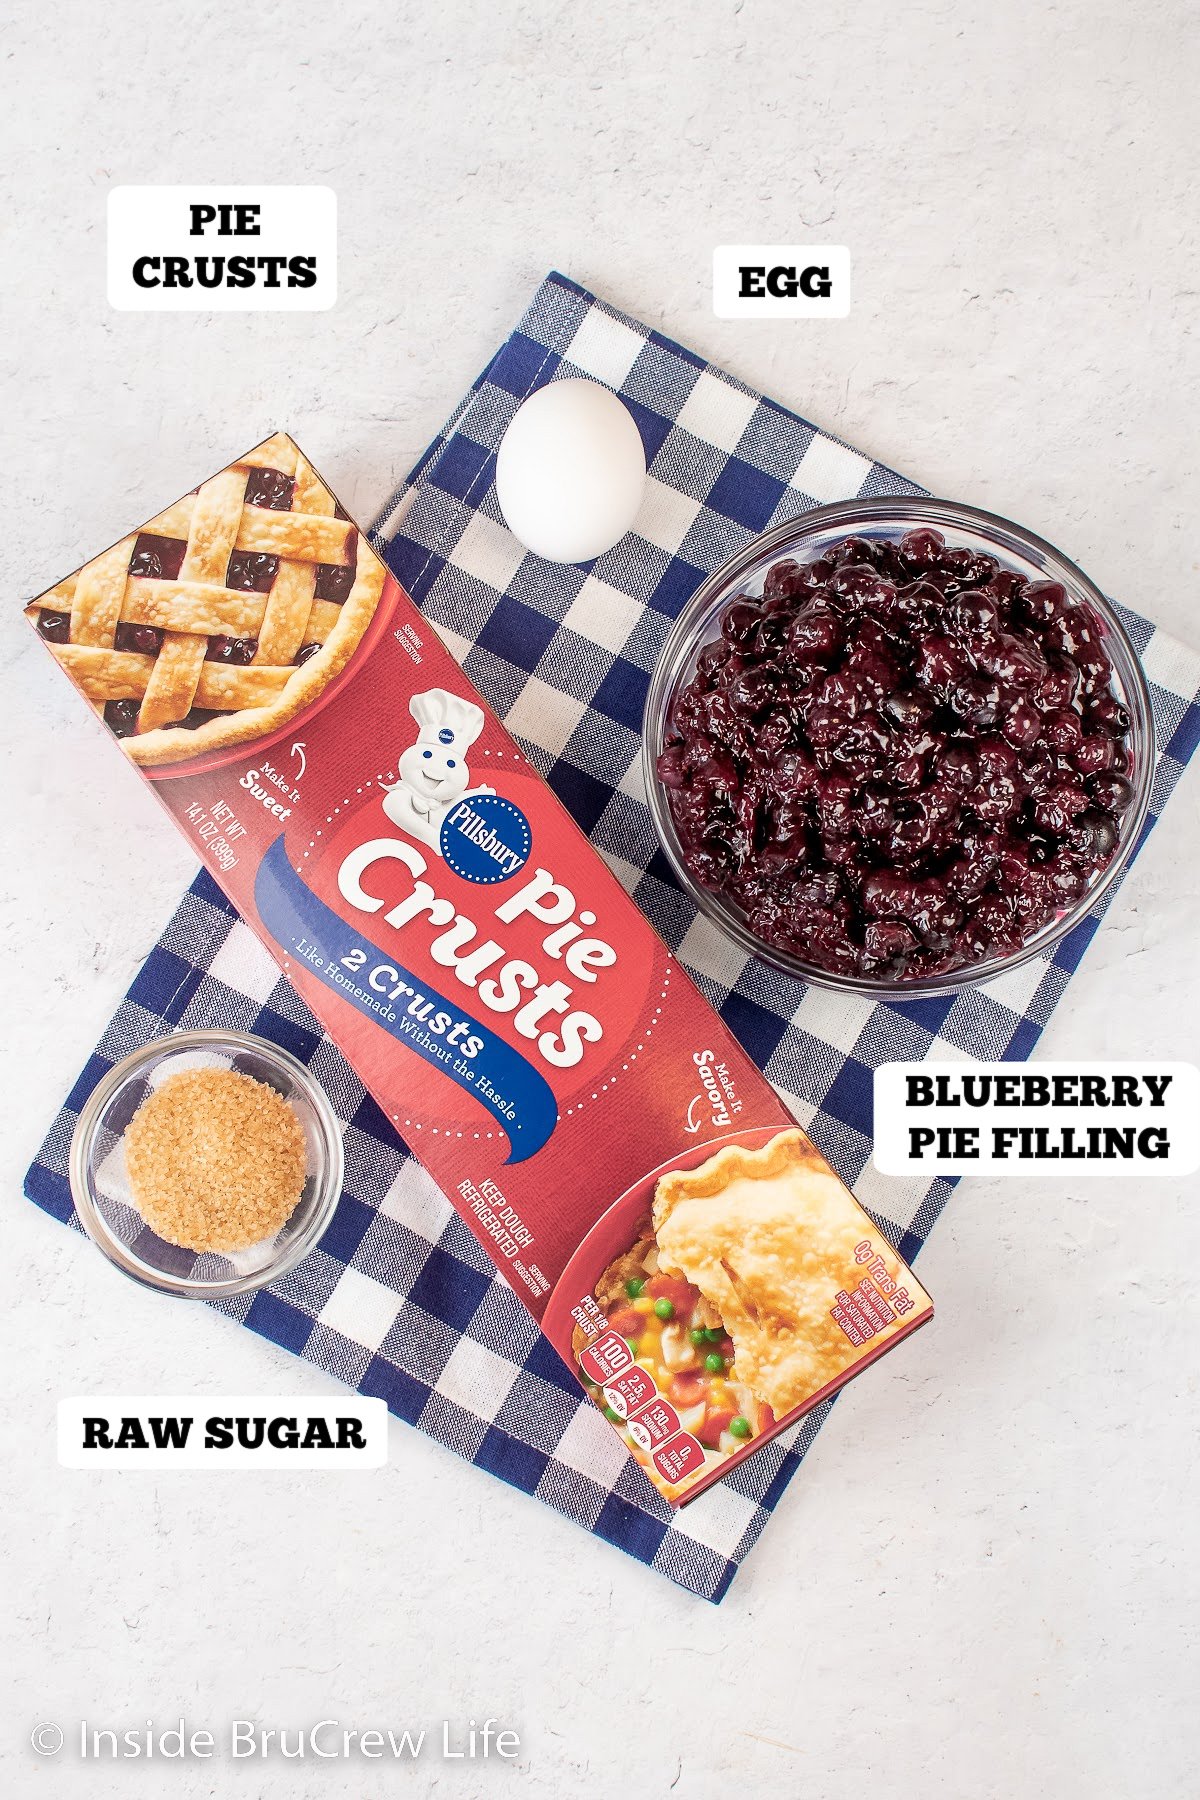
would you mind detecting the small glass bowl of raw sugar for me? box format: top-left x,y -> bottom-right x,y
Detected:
70,1031 -> 344,1298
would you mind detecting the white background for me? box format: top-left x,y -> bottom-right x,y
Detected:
3,3 -> 1198,1798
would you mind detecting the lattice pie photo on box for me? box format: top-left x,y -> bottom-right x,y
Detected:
25,432 -> 386,767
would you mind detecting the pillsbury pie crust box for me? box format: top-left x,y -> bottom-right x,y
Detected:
26,431 -> 933,1503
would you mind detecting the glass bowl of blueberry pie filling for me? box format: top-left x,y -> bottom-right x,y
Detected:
645,497 -> 1154,995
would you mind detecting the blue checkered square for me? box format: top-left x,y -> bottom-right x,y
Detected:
491,332 -> 562,397
706,456 -> 788,530
430,435 -> 493,501
477,594 -> 558,672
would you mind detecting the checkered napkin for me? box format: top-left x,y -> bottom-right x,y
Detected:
25,274 -> 1200,1603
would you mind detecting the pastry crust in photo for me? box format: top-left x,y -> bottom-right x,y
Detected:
577,1127 -> 930,1476
653,1127 -> 920,1416
25,432 -> 385,766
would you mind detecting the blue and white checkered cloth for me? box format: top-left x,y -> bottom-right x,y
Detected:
25,273 -> 1200,1602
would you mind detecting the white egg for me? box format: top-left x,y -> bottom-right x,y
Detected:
495,378 -> 647,564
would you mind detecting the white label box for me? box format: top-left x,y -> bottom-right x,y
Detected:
107,186 -> 336,311
873,1061 -> 1200,1178
713,244 -> 851,319
58,1396 -> 388,1468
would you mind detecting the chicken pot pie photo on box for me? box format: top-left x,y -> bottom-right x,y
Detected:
573,1129 -> 933,1500
25,432 -> 386,768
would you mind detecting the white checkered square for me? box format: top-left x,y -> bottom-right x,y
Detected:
791,434 -> 872,501
980,954 -> 1051,1018
319,1266 -> 401,1353
616,746 -> 648,801
791,984 -> 876,1054
600,847 -> 649,896
431,619 -> 473,666
504,676 -> 588,759
207,930 -> 283,1006
450,511 -> 526,592
923,1035 -> 980,1066
436,1336 -> 520,1420
674,1481 -> 759,1558
678,912 -> 752,991
1141,630 -> 1197,701
378,1159 -> 454,1242
562,575 -> 643,655
676,371 -> 758,451
634,475 -> 703,554
551,1401 -> 634,1485
565,311 -> 646,387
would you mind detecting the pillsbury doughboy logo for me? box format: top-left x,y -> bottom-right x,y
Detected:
381,687 -> 531,882
382,688 -> 494,850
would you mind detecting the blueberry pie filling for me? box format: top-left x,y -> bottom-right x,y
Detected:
658,529 -> 1136,981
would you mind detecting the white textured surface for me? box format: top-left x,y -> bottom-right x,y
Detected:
3,3 -> 1198,1796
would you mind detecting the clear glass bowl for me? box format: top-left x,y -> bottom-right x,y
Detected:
70,1030 -> 344,1298
643,496 -> 1155,997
